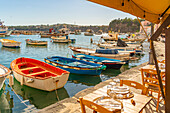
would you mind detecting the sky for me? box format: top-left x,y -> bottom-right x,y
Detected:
0,0 -> 135,26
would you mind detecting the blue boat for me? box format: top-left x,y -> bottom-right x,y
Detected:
44,56 -> 106,75
72,54 -> 126,69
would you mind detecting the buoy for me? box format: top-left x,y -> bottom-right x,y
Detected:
9,75 -> 14,86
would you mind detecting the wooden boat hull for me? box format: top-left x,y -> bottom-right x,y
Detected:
52,39 -> 76,43
50,66 -> 103,75
0,64 -> 11,90
40,35 -> 51,38
13,70 -> 69,91
72,54 -> 125,69
26,41 -> 47,46
84,33 -> 93,36
69,46 -> 131,62
11,58 -> 70,91
0,39 -> 21,48
103,38 -> 145,42
45,56 -> 106,76
2,42 -> 21,48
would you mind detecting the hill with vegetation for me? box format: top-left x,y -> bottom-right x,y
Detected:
8,18 -> 143,33
109,17 -> 144,33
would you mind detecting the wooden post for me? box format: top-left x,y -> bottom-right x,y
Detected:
165,27 -> 170,113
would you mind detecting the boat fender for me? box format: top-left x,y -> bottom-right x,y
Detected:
89,61 -> 94,63
21,76 -> 24,85
46,60 -> 51,63
73,67 -> 80,70
27,78 -> 34,83
9,75 -> 14,86
52,63 -> 57,66
63,66 -> 69,68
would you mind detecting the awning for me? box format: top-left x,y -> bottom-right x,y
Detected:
88,0 -> 170,24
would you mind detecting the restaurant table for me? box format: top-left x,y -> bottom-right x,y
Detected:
83,86 -> 152,113
140,63 -> 165,73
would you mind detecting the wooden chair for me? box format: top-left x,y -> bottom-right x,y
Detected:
120,79 -> 148,95
157,59 -> 165,64
141,69 -> 165,111
79,97 -> 121,113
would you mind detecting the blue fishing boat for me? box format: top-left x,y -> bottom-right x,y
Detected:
44,56 -> 106,75
72,54 -> 125,69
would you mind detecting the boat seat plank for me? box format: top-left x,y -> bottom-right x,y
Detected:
20,66 -> 39,71
26,70 -> 48,76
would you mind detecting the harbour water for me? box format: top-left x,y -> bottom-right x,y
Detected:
0,34 -> 149,112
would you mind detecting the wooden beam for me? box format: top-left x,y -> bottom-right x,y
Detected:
150,41 -> 165,99
150,15 -> 170,100
165,27 -> 170,113
151,15 -> 170,41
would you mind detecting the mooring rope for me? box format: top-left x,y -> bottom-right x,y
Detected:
5,77 -> 37,112
5,79 -> 29,107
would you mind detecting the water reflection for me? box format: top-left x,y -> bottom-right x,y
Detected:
12,79 -> 69,109
1,47 -> 21,53
26,44 -> 48,48
0,89 -> 13,113
68,74 -> 102,86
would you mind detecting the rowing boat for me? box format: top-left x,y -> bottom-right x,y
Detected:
26,39 -> 47,46
69,46 -> 135,62
0,64 -> 11,91
72,54 -> 125,69
45,56 -> 106,75
11,57 -> 70,91
0,39 -> 21,48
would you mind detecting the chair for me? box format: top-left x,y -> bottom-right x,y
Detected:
141,69 -> 165,111
120,79 -> 148,95
79,97 -> 121,113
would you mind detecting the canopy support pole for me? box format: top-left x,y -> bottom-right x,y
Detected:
150,15 -> 170,101
165,27 -> 170,113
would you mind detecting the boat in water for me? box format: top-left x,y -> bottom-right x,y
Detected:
51,35 -> 76,43
44,56 -> 106,75
11,57 -> 70,91
0,39 -> 21,48
69,46 -> 136,62
0,64 -> 11,91
26,39 -> 47,46
72,54 -> 125,69
0,20 -> 13,37
84,29 -> 94,36
74,30 -> 81,35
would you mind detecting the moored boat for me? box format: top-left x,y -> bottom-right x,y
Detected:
0,39 -> 21,48
44,56 -> 106,75
51,35 -> 76,43
0,64 -> 11,91
74,30 -> 81,35
26,39 -> 47,46
72,54 -> 125,69
11,57 -> 70,91
84,29 -> 94,36
69,46 -> 136,62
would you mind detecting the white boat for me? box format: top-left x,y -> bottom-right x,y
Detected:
11,57 -> 70,91
51,36 -> 76,43
0,64 -> 11,90
0,20 -> 12,37
0,39 -> 21,48
69,46 -> 136,62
